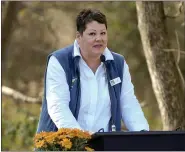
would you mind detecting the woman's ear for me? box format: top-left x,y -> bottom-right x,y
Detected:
76,31 -> 81,43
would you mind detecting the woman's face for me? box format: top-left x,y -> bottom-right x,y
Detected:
77,21 -> 108,59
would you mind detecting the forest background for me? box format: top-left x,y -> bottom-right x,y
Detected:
2,1 -> 185,150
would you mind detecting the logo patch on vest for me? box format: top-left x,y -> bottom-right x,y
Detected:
72,77 -> 77,83
110,77 -> 121,86
71,77 -> 77,89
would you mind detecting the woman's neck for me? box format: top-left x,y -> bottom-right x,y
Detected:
81,53 -> 101,73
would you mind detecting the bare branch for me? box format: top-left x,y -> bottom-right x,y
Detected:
140,100 -> 156,108
163,30 -> 185,93
43,17 -> 59,46
140,102 -> 149,108
165,2 -> 184,18
175,30 -> 181,64
163,48 -> 185,92
176,63 -> 185,93
163,49 -> 185,55
24,6 -> 59,47
2,85 -> 153,108
31,46 -> 51,55
2,86 -> 42,104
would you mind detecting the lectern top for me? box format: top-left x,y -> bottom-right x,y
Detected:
92,130 -> 185,138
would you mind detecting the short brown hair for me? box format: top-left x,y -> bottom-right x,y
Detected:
76,9 -> 107,34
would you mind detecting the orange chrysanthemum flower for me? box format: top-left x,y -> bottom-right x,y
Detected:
35,140 -> 47,148
85,146 -> 94,151
33,128 -> 94,151
60,138 -> 72,149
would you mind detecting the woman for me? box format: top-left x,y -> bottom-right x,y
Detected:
36,9 -> 149,133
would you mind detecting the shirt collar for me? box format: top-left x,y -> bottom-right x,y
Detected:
73,39 -> 114,61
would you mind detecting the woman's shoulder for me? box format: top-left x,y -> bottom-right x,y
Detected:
52,44 -> 74,56
111,51 -> 125,63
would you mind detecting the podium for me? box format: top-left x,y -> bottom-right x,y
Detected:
88,131 -> 185,151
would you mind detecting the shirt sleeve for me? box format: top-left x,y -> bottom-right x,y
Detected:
120,59 -> 149,131
46,55 -> 82,130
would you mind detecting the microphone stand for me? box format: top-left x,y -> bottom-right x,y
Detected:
100,54 -> 116,132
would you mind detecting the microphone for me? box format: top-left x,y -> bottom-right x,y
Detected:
175,126 -> 181,131
100,54 -> 106,63
111,124 -> 116,132
140,130 -> 148,132
98,128 -> 104,132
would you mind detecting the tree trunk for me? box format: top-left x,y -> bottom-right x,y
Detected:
136,1 -> 185,130
2,1 -> 20,72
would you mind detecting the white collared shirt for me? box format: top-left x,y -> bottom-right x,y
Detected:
46,40 -> 149,132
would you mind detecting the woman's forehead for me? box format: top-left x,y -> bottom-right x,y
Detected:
85,21 -> 107,31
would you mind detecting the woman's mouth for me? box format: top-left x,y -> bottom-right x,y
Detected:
93,44 -> 103,49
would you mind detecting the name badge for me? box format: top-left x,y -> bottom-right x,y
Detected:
110,77 -> 121,86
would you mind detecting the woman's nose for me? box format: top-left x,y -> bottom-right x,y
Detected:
95,35 -> 103,41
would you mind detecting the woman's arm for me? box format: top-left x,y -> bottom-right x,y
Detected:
46,55 -> 82,130
120,59 -> 149,131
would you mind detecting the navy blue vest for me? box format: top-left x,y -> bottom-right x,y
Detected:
36,45 -> 124,133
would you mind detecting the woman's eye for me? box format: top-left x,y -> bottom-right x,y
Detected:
101,32 -> 106,35
89,33 -> 96,36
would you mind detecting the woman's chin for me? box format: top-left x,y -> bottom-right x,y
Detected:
92,48 -> 105,55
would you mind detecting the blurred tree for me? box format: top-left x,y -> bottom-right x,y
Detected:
136,1 -> 185,130
2,2 -> 20,72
